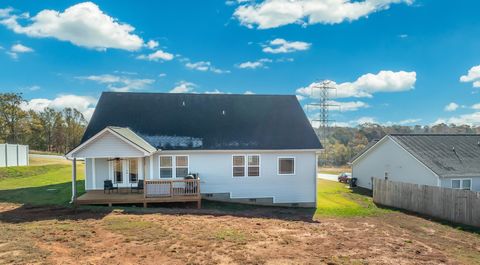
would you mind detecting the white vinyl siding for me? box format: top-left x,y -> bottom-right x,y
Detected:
74,130 -> 145,158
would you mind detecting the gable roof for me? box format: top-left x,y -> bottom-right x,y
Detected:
66,126 -> 156,158
81,92 -> 322,151
353,134 -> 480,178
108,126 -> 157,153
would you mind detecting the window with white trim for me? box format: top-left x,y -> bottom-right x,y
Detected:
175,156 -> 189,179
232,155 -> 260,177
278,157 -> 295,175
159,156 -> 173,178
232,155 -> 245,177
247,155 -> 260,177
451,179 -> 471,190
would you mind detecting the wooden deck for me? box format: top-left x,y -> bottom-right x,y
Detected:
75,179 -> 201,208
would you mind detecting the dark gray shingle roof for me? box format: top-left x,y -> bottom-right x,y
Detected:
82,92 -> 322,150
390,134 -> 480,178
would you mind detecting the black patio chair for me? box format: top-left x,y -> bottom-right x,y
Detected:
131,179 -> 144,193
104,180 -> 119,193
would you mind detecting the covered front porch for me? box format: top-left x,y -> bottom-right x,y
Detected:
66,126 -> 201,208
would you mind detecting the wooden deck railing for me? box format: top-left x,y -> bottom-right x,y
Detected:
144,179 -> 200,198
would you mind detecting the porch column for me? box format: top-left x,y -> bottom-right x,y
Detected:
70,158 -> 77,204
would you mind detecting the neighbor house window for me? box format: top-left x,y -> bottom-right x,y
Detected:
233,155 -> 245,177
175,156 -> 189,179
452,179 -> 472,190
247,155 -> 260,177
160,156 -> 173,178
278,157 -> 295,175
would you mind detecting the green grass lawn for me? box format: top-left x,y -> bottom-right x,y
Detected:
0,162 -> 85,206
315,179 -> 389,217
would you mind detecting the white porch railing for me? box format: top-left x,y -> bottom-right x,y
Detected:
144,179 -> 200,198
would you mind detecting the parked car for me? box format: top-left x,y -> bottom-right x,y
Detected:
338,173 -> 352,183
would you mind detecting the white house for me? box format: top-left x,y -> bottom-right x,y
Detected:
351,134 -> 480,192
66,92 -> 322,207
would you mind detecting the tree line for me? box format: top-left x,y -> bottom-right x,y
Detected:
317,123 -> 480,166
0,93 -> 87,154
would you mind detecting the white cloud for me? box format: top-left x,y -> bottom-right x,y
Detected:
79,74 -> 155,92
204,89 -> 225,94
398,34 -> 408,39
0,2 -> 144,51
7,43 -> 34,59
244,90 -> 255,94
146,40 -> 159,49
11,43 -> 33,53
444,102 -> 459,112
0,7 -> 13,18
297,70 -> 416,99
234,0 -> 413,29
460,65 -> 480,87
158,73 -> 167,77
21,94 -> 97,120
434,112 -> 480,126
472,103 -> 480,110
237,58 -> 272,69
331,100 -> 369,112
136,50 -> 174,61
170,81 -> 196,93
185,61 -> 230,74
397,118 -> 421,125
262,38 -> 311,54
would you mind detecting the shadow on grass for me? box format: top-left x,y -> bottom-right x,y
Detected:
0,181 -> 317,223
374,204 -> 480,235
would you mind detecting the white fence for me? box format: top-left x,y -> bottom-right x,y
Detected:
373,178 -> 480,227
0,144 -> 29,167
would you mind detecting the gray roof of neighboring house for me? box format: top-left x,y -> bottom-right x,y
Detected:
108,126 -> 157,153
348,139 -> 379,163
81,92 -> 322,150
354,134 -> 480,178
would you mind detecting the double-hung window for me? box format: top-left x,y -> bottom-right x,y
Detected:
159,155 -> 189,179
451,179 -> 472,190
232,155 -> 260,177
278,157 -> 295,175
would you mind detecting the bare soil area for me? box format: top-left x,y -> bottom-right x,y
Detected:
0,203 -> 479,265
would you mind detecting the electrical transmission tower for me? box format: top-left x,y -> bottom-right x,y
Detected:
306,80 -> 338,165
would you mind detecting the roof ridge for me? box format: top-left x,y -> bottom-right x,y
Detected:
389,133 -> 480,136
102,91 -> 296,97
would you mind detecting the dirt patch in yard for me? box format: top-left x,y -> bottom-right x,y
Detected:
0,203 -> 479,264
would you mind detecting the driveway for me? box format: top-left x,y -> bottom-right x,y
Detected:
317,173 -> 338,181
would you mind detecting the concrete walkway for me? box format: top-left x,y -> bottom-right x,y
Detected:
317,173 -> 338,182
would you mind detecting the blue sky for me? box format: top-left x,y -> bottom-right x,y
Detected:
1,0 -> 480,126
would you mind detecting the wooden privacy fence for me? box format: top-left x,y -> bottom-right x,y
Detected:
373,178 -> 480,227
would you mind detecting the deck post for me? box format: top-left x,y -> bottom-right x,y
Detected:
70,158 -> 77,204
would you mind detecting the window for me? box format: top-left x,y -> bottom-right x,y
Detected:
233,155 -> 245,177
129,159 -> 138,183
160,155 -> 189,179
233,155 -> 261,177
175,156 -> 189,179
278,157 -> 295,175
452,179 -> 471,190
247,155 -> 260,177
160,156 -> 173,178
114,159 -> 123,183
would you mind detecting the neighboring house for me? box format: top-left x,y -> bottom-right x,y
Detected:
66,92 -> 322,207
351,134 -> 480,191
